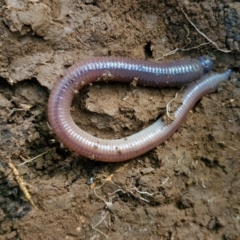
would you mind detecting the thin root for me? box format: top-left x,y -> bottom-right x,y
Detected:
200,178 -> 206,189
156,8 -> 230,61
134,189 -> 154,196
155,48 -> 179,61
166,92 -> 179,121
93,182 -> 114,208
18,148 -> 54,166
93,175 -> 154,206
9,108 -> 24,116
92,211 -> 109,239
181,8 -> 231,53
160,177 -> 169,186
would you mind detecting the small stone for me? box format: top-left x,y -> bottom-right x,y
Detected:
140,167 -> 154,175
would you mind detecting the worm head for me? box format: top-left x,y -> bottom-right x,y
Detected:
198,55 -> 213,74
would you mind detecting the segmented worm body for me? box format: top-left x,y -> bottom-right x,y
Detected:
48,56 -> 231,162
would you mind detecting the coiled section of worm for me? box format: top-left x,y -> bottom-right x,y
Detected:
48,56 -> 231,162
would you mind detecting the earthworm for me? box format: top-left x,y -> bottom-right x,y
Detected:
48,56 -> 230,162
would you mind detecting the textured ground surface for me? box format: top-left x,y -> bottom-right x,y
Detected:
0,0 -> 240,239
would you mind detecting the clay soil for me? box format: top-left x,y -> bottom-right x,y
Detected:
0,0 -> 240,239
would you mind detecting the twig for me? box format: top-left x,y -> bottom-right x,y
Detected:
8,162 -> 38,209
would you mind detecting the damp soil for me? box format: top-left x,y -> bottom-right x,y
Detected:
0,0 -> 240,239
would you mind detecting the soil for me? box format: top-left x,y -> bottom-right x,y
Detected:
0,0 -> 240,239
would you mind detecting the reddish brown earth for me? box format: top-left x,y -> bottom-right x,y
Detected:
0,0 -> 240,239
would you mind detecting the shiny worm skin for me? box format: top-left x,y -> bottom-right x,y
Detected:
48,56 -> 231,162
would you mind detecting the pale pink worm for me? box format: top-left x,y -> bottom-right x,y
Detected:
48,56 -> 231,162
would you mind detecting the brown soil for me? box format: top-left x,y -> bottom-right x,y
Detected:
0,0 -> 240,239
